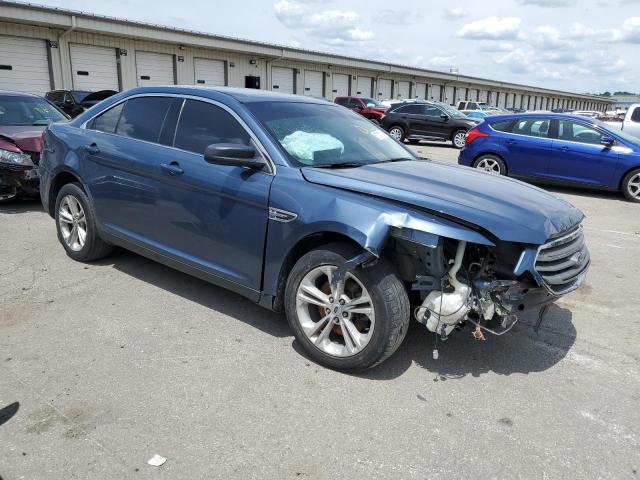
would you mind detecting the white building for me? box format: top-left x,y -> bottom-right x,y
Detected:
0,1 -> 612,112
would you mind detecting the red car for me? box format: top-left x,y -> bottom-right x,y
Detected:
334,96 -> 388,124
0,91 -> 68,203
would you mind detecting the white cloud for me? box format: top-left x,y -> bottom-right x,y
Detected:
566,22 -> 621,41
273,1 -> 373,45
458,17 -> 522,40
444,7 -> 467,19
531,25 -> 564,49
428,55 -> 457,68
373,9 -> 421,25
494,48 -> 532,73
515,0 -> 571,6
478,41 -> 515,52
622,16 -> 640,42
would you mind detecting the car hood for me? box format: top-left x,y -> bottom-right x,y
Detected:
0,126 -> 45,153
301,160 -> 584,245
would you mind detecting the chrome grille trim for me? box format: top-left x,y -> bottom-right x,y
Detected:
535,225 -> 590,295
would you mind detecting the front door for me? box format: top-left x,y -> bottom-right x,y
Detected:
549,119 -> 619,186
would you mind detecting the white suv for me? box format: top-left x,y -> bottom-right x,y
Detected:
622,104 -> 640,140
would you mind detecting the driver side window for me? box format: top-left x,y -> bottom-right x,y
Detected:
558,120 -> 604,145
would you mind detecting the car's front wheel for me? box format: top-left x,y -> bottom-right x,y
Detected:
451,130 -> 467,149
473,155 -> 506,175
388,125 -> 405,142
55,182 -> 113,262
285,243 -> 410,371
622,168 -> 640,203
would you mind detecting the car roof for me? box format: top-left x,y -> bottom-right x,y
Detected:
485,112 -> 603,122
0,90 -> 42,97
121,85 -> 334,105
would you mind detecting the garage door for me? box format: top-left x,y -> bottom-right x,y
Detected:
377,78 -> 392,99
444,86 -> 455,105
397,81 -> 410,99
414,82 -> 427,100
431,85 -> 442,101
136,51 -> 175,86
331,73 -> 349,100
194,58 -> 226,86
479,90 -> 488,102
272,66 -> 295,94
356,76 -> 372,97
0,35 -> 51,94
70,44 -> 119,91
304,70 -> 323,97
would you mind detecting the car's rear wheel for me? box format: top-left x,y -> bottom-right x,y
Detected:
388,125 -> 405,142
0,186 -> 17,204
55,183 -> 113,262
622,168 -> 640,203
473,155 -> 506,175
285,243 -> 410,371
451,130 -> 467,149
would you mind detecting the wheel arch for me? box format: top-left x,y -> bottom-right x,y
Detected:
48,168 -> 85,218
618,165 -> 640,191
271,230 -> 363,312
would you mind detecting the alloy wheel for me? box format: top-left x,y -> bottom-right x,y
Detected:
627,173 -> 640,200
58,195 -> 87,252
453,131 -> 466,148
389,127 -> 403,141
295,265 -> 375,357
476,158 -> 502,174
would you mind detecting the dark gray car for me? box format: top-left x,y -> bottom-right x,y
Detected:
382,101 -> 478,148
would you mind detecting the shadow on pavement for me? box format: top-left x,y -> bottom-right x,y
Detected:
0,401 -> 20,427
97,249 -> 291,339
95,248 -> 576,379
0,198 -> 43,214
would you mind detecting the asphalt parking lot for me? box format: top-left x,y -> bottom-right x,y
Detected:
1,142 -> 639,479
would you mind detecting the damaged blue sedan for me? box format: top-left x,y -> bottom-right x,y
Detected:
39,87 -> 590,371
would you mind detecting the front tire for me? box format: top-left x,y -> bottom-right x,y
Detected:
285,243 -> 410,371
622,168 -> 640,203
55,182 -> 113,262
451,129 -> 467,149
388,125 -> 405,142
473,154 -> 507,175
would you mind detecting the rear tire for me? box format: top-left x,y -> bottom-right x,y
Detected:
451,129 -> 467,149
622,168 -> 640,203
0,186 -> 17,205
473,154 -> 507,175
54,182 -> 113,262
285,243 -> 410,371
388,125 -> 405,142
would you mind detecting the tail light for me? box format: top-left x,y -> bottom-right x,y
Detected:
465,128 -> 489,145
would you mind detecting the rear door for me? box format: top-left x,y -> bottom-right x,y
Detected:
549,119 -> 619,186
499,117 -> 553,177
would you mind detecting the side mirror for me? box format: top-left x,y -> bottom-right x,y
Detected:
204,143 -> 264,169
64,98 -> 73,105
440,114 -> 449,121
600,136 -> 614,148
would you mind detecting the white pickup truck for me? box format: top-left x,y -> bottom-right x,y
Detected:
621,104 -> 640,140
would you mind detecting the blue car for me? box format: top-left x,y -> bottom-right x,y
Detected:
458,113 -> 640,203
40,87 -> 589,370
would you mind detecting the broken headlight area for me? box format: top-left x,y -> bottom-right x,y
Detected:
387,229 -> 586,343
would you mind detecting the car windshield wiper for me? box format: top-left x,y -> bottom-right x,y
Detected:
313,162 -> 368,169
376,157 -> 413,164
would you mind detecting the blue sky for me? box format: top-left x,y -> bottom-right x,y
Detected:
30,0 -> 640,94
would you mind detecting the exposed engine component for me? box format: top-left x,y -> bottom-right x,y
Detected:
416,241 -> 471,336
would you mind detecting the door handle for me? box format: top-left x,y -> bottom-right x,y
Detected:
83,143 -> 100,155
560,146 -> 570,152
160,162 -> 184,176
506,139 -> 517,145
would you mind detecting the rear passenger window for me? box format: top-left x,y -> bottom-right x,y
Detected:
395,104 -> 423,114
174,100 -> 250,155
512,118 -> 550,138
631,108 -> 640,123
115,97 -> 174,143
92,102 -> 125,134
491,120 -> 514,132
